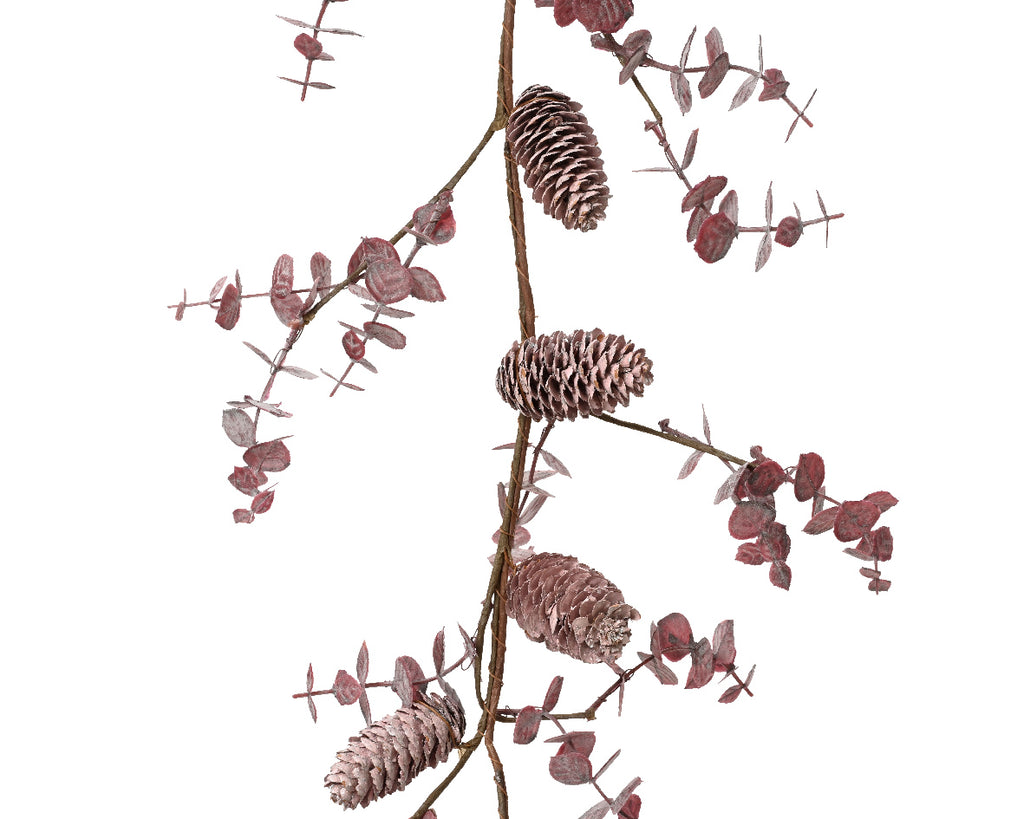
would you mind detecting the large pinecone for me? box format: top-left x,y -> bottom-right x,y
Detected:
507,552 -> 641,664
495,328 -> 653,423
325,693 -> 465,809
507,84 -> 609,232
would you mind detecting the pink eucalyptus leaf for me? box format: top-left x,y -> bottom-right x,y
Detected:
769,560 -> 792,590
863,491 -> 899,512
356,641 -> 369,684
513,705 -> 544,744
671,70 -> 692,115
618,793 -> 642,819
412,192 -> 456,244
694,212 -> 736,263
681,175 -> 727,212
871,526 -> 894,561
728,501 -> 774,539
542,676 -> 564,712
408,267 -> 446,302
680,128 -> 698,169
868,578 -> 892,592
209,276 -> 227,303
243,439 -> 291,472
775,215 -> 803,247
654,613 -> 692,662
342,329 -> 365,360
333,670 -> 363,706
686,205 -> 708,243
365,259 -> 412,304
546,731 -> 596,758
222,408 -> 256,448
729,73 -> 758,110
735,541 -> 765,565
362,321 -> 407,350
712,619 -> 736,669
705,27 -> 725,62
698,52 -> 730,98
685,638 -> 714,688
803,505 -> 840,534
251,489 -> 275,514
347,237 -> 399,277
759,68 -> 790,101
760,522 -> 791,561
719,189 -> 739,224
719,684 -> 743,704
677,449 -> 703,479
233,508 -> 255,524
215,283 -> 241,330
747,459 -> 785,495
833,500 -> 881,542
549,751 -> 593,785
293,33 -> 323,59
228,465 -> 267,497
310,251 -> 332,296
754,230 -> 773,271
794,452 -> 825,502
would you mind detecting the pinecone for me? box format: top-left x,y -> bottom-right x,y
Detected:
325,693 -> 465,809
495,328 -> 653,423
506,552 -> 641,664
507,84 -> 609,231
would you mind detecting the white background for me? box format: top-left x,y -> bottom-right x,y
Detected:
3,2 -> 1020,817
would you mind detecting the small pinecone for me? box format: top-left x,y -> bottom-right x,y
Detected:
506,552 -> 641,664
495,328 -> 653,423
507,84 -> 609,232
325,693 -> 465,810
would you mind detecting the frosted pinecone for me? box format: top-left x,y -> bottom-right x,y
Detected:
507,552 -> 641,664
495,328 -> 653,423
507,84 -> 609,231
325,693 -> 465,809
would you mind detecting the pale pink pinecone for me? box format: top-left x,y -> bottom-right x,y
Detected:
507,84 -> 609,231
506,552 -> 641,664
325,693 -> 465,809
495,328 -> 653,423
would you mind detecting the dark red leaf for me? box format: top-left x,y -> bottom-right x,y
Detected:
685,638 -> 714,688
412,193 -> 456,244
365,259 -> 412,304
735,541 -> 765,565
681,175 -> 728,212
686,205 -> 708,242
549,751 -> 593,785
698,52 -> 730,98
794,452 -> 825,502
719,684 -> 743,703
705,27 -> 725,62
681,129 -> 698,170
868,578 -> 892,592
310,251 -> 332,297
804,506 -> 840,534
859,567 -> 881,579
558,0 -> 634,33
333,670 -> 363,706
728,501 -> 774,539
243,440 -> 291,473
712,619 -> 736,669
228,465 -> 267,496
215,282 -> 241,330
362,321 -> 407,349
546,731 -> 596,758
408,267 -> 446,301
513,705 -> 544,744
760,522 -> 791,561
769,560 -> 792,590
775,215 -> 803,247
432,629 -> 445,674
618,793 -> 642,819
718,189 -> 739,225
863,491 -> 899,512
870,526 -> 894,561
233,508 -> 255,524
695,212 -> 736,263
251,489 -> 275,514
747,459 -> 785,495
342,329 -> 365,360
618,29 -> 651,84
294,33 -> 323,59
671,69 -> 692,115
543,676 -> 564,712
834,500 -> 881,542
758,68 -> 789,101
347,237 -> 399,277
654,613 -> 693,662
392,656 -> 427,707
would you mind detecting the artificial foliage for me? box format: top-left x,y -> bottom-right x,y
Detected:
171,1 -> 897,817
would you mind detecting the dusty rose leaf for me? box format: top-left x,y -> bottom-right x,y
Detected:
729,73 -> 758,110
677,449 -> 703,479
859,567 -> 881,579
307,696 -> 317,723
272,293 -> 304,326
864,491 -> 899,512
775,215 -> 803,247
233,508 -> 255,524
671,70 -> 692,115
695,212 -> 736,263
408,266 -> 446,302
769,561 -> 792,590
760,522 -> 791,561
222,408 -> 256,448
834,500 -> 881,542
228,465 -> 267,496
539,448 -> 571,477
794,452 -> 825,502
871,526 -> 894,561
243,439 -> 291,472
686,205 -> 708,243
518,494 -> 547,527
719,684 -> 743,703
759,68 -> 789,101
654,612 -> 693,662
563,0 -> 634,33
764,182 -> 774,224
640,650 -> 678,685
728,501 -> 774,539
747,459 -> 785,495
309,251 -> 332,295
356,641 -> 369,684
270,256 -> 302,324
412,193 -> 456,245
243,396 -> 292,417
280,365 -> 317,379
543,676 -> 563,712
719,189 -> 739,224
712,619 -> 736,668
293,33 -> 323,59
365,259 -> 412,304
514,705 -> 544,744
546,731 -> 596,758
754,230 -> 773,271
362,302 -> 415,319
618,793 -> 642,819
868,578 -> 892,592
251,489 -> 275,514
804,506 -> 840,534
681,175 -> 728,212
610,779 -> 641,815
333,670 -> 363,706
735,541 -> 765,565
209,276 -> 227,303
843,546 -> 873,561
549,752 -> 593,785
392,656 -> 427,707
341,329 -> 365,361
347,237 -> 399,277
215,283 -> 241,330
705,27 -> 725,62
680,128 -> 698,170
432,628 -> 445,674
363,321 -> 407,350
618,30 -> 651,84
698,53 -> 730,98
594,749 -> 621,781
242,341 -> 274,368
714,467 -> 747,505
685,638 -> 714,688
